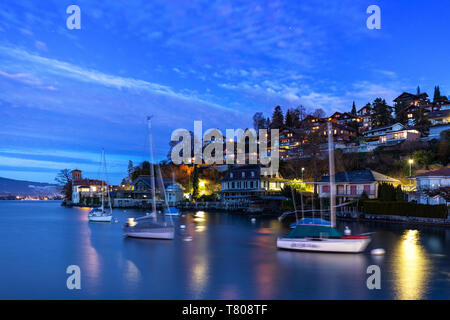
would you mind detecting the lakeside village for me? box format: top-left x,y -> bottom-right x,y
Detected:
61,87 -> 450,224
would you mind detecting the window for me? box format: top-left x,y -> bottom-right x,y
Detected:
242,172 -> 245,178
250,181 -> 254,188
230,173 -> 233,178
364,185 -> 371,193
322,185 -> 330,193
251,171 -> 255,177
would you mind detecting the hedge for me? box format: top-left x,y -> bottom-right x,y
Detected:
362,200 -> 448,219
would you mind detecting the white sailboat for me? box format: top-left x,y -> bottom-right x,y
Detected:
88,149 -> 113,222
123,116 -> 175,240
277,122 -> 371,253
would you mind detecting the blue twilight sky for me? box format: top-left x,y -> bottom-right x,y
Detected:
0,0 -> 449,184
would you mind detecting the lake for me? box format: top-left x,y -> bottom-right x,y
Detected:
0,200 -> 449,299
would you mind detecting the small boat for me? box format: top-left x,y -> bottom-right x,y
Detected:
88,149 -> 113,222
164,207 -> 180,216
277,123 -> 371,253
277,219 -> 371,253
89,207 -> 113,222
122,116 -> 174,240
123,216 -> 174,239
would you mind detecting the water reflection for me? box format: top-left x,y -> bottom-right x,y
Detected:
392,229 -> 431,300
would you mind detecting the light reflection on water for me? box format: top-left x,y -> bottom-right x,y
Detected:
392,229 -> 431,300
0,201 -> 449,299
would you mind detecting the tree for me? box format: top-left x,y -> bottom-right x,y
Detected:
55,169 -> 72,201
127,160 -> 134,182
395,185 -> 405,202
413,150 -> 434,169
371,98 -> 393,128
417,86 -> 421,94
285,110 -> 294,127
394,100 -> 408,125
412,100 -> 431,136
271,106 -> 284,129
192,165 -> 200,199
351,101 -> 357,116
312,108 -> 325,119
438,129 -> 450,165
252,112 -> 266,131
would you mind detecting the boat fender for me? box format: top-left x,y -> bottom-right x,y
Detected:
371,248 -> 385,256
344,226 -> 351,235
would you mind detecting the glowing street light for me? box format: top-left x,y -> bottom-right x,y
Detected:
409,159 -> 414,186
301,167 -> 305,181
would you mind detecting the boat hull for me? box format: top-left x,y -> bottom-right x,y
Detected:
88,215 -> 112,222
277,237 -> 371,253
123,226 -> 175,240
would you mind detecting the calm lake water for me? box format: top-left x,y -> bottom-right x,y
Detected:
0,200 -> 449,300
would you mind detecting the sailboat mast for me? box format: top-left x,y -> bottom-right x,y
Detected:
101,148 -> 105,211
147,116 -> 157,215
327,122 -> 336,227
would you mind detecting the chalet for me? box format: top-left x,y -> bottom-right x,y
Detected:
321,122 -> 357,142
394,92 -> 431,126
318,170 -> 401,202
279,127 -> 302,160
408,167 -> 450,205
362,123 -> 420,146
218,164 -> 287,200
356,105 -> 373,132
428,109 -> 450,140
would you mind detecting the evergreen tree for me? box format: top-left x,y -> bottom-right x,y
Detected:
395,185 -> 404,202
413,100 -> 431,136
127,160 -> 134,182
285,110 -> 293,127
351,101 -> 357,116
417,86 -> 421,94
394,101 -> 408,125
271,106 -> 284,129
371,98 -> 393,128
252,112 -> 266,131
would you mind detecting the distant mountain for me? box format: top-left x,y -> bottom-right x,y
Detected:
0,176 -> 58,196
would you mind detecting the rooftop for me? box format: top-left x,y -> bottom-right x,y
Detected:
414,167 -> 450,178
318,170 -> 400,184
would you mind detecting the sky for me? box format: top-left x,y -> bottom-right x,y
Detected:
0,0 -> 449,184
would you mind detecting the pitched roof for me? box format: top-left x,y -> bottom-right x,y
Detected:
414,167 -> 450,178
318,170 -> 400,183
428,109 -> 450,119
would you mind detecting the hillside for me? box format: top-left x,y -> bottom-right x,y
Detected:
0,176 -> 58,196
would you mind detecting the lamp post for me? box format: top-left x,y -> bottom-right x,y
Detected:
301,167 -> 305,182
408,159 -> 413,186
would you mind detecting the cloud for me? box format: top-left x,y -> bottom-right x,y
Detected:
0,70 -> 56,90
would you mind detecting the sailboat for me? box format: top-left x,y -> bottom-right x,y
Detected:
122,116 -> 175,240
164,172 -> 180,216
277,122 -> 371,253
88,149 -> 113,222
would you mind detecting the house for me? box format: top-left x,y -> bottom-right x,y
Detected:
427,109 -> 450,140
166,183 -> 184,205
362,123 -> 420,146
356,105 -> 373,132
393,92 -> 431,126
279,127 -> 302,159
218,164 -> 287,200
71,170 -> 107,205
408,167 -> 450,205
317,170 -> 401,202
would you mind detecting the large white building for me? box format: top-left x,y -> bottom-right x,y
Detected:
408,167 -> 450,205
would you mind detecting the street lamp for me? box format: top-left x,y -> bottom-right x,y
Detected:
301,167 -> 305,181
408,159 -> 413,186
